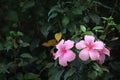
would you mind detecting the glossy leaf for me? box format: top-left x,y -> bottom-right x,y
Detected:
89,14 -> 100,24
55,32 -> 62,41
49,69 -> 64,80
92,26 -> 103,30
24,73 -> 39,79
62,16 -> 69,26
42,39 -> 56,47
80,25 -> 86,32
64,68 -> 76,80
20,53 -> 33,59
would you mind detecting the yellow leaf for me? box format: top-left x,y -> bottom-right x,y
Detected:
55,32 -> 62,41
48,39 -> 57,46
42,42 -> 50,47
42,39 -> 57,47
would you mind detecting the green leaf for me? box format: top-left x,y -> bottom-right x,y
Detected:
30,39 -> 40,51
84,31 -> 94,35
88,71 -> 97,79
22,1 -> 35,11
67,24 -> 76,33
80,25 -> 86,32
0,64 -> 9,74
64,68 -> 76,80
18,60 -> 29,67
72,8 -> 82,15
46,63 -> 54,68
40,25 -> 52,37
10,31 -> 16,37
17,31 -> 23,37
115,24 -> 120,32
48,5 -> 60,16
13,42 -> 18,49
93,63 -> 102,72
4,39 -> 13,51
89,13 -> 100,24
73,75 -> 79,80
48,13 -> 58,21
20,53 -> 33,59
83,16 -> 89,23
108,21 -> 116,26
19,2 -> 24,7
62,16 -> 69,26
49,69 -> 64,80
92,26 -> 103,30
72,6 -> 86,15
19,40 -> 30,47
24,73 -> 39,79
96,30 -> 104,32
99,35 -> 106,40
102,67 -> 109,72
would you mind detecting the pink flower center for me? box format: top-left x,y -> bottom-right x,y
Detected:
86,42 -> 94,50
61,47 -> 67,54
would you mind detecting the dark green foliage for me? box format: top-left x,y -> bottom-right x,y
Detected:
0,0 -> 120,80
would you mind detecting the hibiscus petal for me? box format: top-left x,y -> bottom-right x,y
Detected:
93,40 -> 104,49
64,40 -> 74,49
76,40 -> 86,49
103,48 -> 110,56
99,54 -> 105,64
56,39 -> 64,49
84,35 -> 95,44
79,49 -> 89,61
63,50 -> 76,62
89,50 -> 99,61
59,56 -> 67,67
54,50 -> 62,59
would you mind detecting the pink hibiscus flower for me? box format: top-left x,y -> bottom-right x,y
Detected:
53,39 -> 76,67
76,35 -> 104,61
98,47 -> 110,64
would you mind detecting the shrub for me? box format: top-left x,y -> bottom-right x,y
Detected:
0,0 -> 120,80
